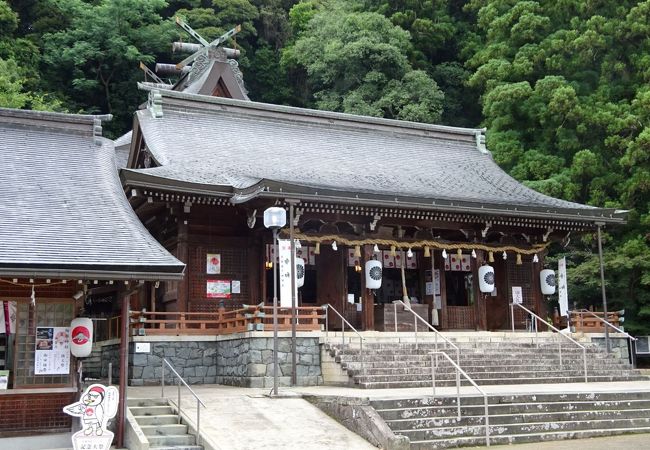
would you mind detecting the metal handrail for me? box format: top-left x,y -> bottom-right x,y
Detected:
511,303 -> 588,382
575,309 -> 637,340
430,351 -> 490,447
324,304 -> 365,376
395,300 -> 460,366
162,358 -> 207,444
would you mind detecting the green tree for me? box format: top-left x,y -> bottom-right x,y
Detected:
465,0 -> 650,333
40,0 -> 173,135
283,0 -> 444,122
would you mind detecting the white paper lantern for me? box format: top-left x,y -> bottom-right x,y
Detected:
540,269 -> 556,295
478,265 -> 495,293
70,317 -> 93,358
365,260 -> 383,289
296,257 -> 305,288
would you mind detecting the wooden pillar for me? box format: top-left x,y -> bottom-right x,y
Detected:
247,236 -> 261,304
439,252 -> 448,329
116,290 -> 130,448
361,245 -> 374,330
533,253 -> 545,322
474,251 -> 487,330
176,214 -> 189,312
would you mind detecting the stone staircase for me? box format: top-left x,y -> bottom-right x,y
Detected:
326,337 -> 648,388
371,391 -> 650,448
128,398 -> 202,450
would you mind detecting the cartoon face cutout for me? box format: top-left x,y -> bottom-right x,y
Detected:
83,389 -> 103,406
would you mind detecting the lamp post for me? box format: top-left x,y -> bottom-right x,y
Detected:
264,207 -> 286,396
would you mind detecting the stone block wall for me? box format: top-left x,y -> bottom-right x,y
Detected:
588,336 -> 632,364
217,337 -> 322,388
99,335 -> 322,387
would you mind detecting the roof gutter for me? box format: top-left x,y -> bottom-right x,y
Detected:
0,267 -> 184,281
234,187 -> 626,225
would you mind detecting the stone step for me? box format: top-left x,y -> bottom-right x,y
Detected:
372,392 -> 650,409
147,434 -> 196,447
335,352 -> 611,361
357,375 -> 647,389
149,447 -> 202,450
341,358 -> 629,368
342,363 -> 641,377
376,401 -> 650,420
133,414 -> 179,426
129,405 -> 175,416
141,424 -> 188,436
337,346 -> 600,355
128,398 -> 170,407
386,408 -> 650,428
353,370 -> 638,382
408,426 -> 650,449
396,417 -> 650,441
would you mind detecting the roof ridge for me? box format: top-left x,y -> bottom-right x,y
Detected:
0,107 -> 111,124
0,108 -> 112,142
137,83 -> 485,142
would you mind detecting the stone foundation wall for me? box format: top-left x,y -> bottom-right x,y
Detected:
217,337 -> 322,388
587,336 -> 632,364
99,334 -> 322,387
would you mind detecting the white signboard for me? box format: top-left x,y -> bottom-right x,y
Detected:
558,257 -> 569,316
512,286 -> 523,305
35,327 -> 70,375
278,239 -> 297,307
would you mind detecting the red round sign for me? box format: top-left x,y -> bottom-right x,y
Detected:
72,326 -> 90,345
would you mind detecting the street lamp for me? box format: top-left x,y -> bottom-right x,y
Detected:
264,207 -> 286,396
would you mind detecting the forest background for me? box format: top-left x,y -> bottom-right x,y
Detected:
2,0 -> 649,333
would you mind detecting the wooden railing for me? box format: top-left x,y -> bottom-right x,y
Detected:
571,310 -> 621,333
129,305 -> 325,336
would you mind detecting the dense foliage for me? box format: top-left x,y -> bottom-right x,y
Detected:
2,0 -> 649,333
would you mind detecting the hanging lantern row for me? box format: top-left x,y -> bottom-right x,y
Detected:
477,264 -> 556,295
281,232 -> 549,261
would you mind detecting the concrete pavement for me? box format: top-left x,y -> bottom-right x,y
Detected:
127,380 -> 650,450
463,433 -> 650,450
19,380 -> 650,449
129,384 -> 376,450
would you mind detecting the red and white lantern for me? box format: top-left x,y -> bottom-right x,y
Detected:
70,317 -> 93,358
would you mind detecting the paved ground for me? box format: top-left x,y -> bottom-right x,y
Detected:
463,433 -> 650,450
127,380 -> 650,450
129,384 -> 376,450
9,380 -> 650,449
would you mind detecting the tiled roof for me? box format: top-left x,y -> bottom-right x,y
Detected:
122,89 -> 625,223
0,108 -> 185,279
114,130 -> 132,169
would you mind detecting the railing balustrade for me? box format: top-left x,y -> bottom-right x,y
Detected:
161,358 -> 206,445
575,308 -> 637,366
324,304 -> 365,377
394,300 -> 460,367
128,305 -> 325,336
430,351 -> 490,447
511,302 -> 588,382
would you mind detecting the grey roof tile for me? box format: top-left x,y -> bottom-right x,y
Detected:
0,108 -> 184,279
123,90 -> 622,222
